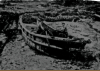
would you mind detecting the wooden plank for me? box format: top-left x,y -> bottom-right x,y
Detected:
94,14 -> 100,18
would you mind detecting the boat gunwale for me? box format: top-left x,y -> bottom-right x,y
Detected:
22,31 -> 63,50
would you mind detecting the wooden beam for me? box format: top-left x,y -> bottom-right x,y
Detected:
94,14 -> 100,18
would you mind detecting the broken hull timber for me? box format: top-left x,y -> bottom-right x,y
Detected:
19,15 -> 90,54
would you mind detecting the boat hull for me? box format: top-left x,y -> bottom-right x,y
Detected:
19,15 -> 91,56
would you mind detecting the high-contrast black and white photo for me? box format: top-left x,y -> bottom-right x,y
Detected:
0,0 -> 100,70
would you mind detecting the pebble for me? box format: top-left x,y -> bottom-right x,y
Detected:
25,51 -> 35,56
16,35 -> 23,41
2,60 -> 7,65
24,46 -> 30,50
21,42 -> 26,47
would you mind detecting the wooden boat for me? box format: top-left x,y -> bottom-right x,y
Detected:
19,14 -> 91,55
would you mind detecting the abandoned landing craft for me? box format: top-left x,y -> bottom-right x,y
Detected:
19,14 -> 91,56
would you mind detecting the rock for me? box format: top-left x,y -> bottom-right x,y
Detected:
24,46 -> 30,50
25,50 -> 35,56
16,35 -> 23,41
21,42 -> 26,47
